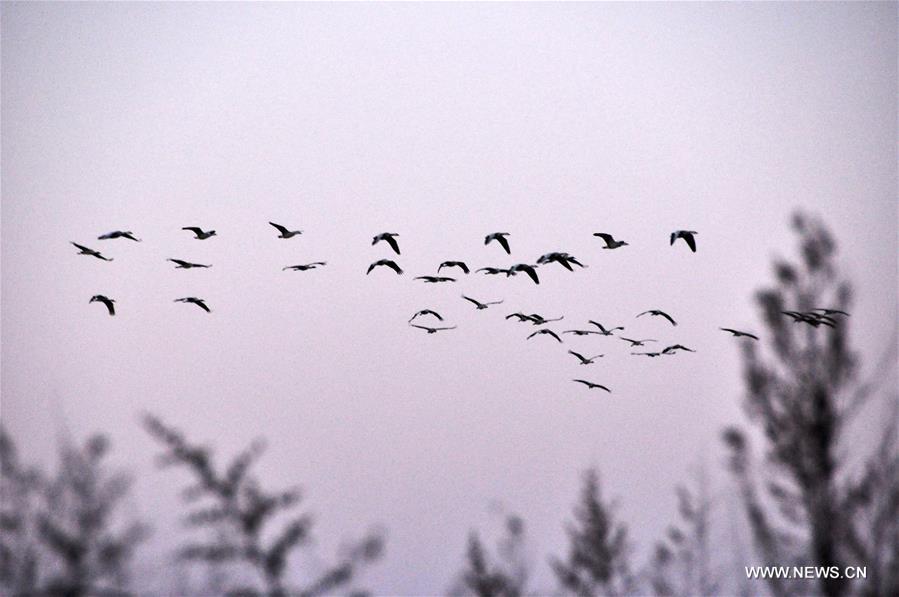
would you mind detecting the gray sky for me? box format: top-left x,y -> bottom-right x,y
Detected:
2,2 -> 896,594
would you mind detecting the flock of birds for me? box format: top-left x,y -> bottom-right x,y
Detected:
73,225 -> 849,394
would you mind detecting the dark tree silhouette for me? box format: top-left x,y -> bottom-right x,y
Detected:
0,428 -> 148,596
551,468 -> 633,596
722,212 -> 899,597
647,466 -> 719,596
452,514 -> 529,597
142,414 -> 384,597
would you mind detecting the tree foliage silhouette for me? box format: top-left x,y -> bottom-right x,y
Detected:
551,468 -> 633,597
722,212 -> 898,597
0,428 -> 147,596
453,514 -> 529,597
142,414 -> 383,597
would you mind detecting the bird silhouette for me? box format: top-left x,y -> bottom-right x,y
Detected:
637,310 -> 677,326
588,321 -> 624,335
415,275 -> 456,283
366,259 -> 403,275
175,297 -> 211,312
507,263 -> 540,284
98,230 -> 140,242
410,323 -> 456,334
813,308 -> 850,317
536,252 -> 586,271
89,295 -> 115,316
409,309 -> 443,323
670,230 -> 698,252
620,337 -> 657,347
632,351 -> 665,358
71,242 -> 113,261
568,351 -> 604,365
168,258 -> 211,269
485,232 -> 511,254
527,329 -> 562,342
438,261 -> 470,274
662,344 -> 695,354
462,295 -> 503,310
593,233 -> 628,249
526,313 -> 564,325
269,222 -> 302,238
572,379 -> 611,392
477,267 -> 513,276
720,328 -> 759,340
506,312 -> 540,323
562,330 -> 602,336
182,227 -> 217,239
283,262 -> 326,271
372,233 -> 400,254
782,311 -> 836,328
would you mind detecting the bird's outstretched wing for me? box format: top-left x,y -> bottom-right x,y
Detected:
194,300 -> 211,313
462,295 -> 482,308
71,242 -> 91,252
269,222 -> 290,235
656,311 -> 677,326
593,233 -> 613,243
182,227 -> 202,234
683,233 -> 696,252
495,235 -> 510,254
568,350 -> 588,363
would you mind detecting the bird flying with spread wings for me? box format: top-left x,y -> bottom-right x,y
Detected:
572,379 -> 611,392
415,276 -> 456,283
620,337 -> 656,347
168,258 -> 211,269
366,259 -> 403,275
89,295 -> 115,316
462,295 -> 503,310
593,233 -> 628,249
568,350 -> 604,365
72,242 -> 113,261
98,230 -> 140,242
588,321 -> 624,335
439,261 -> 470,274
720,328 -> 759,340
372,232 -> 401,255
182,227 -> 217,239
409,309 -> 443,323
269,222 -> 302,238
410,323 -> 457,334
283,262 -> 326,271
662,344 -> 695,354
637,309 -> 677,326
507,263 -> 540,284
527,328 -> 562,342
670,230 -> 698,252
484,232 -> 511,254
536,252 -> 586,271
477,267 -> 513,276
175,297 -> 211,312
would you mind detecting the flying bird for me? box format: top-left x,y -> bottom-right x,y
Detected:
283,262 -> 326,271
670,230 -> 698,252
527,329 -> 562,343
269,222 -> 302,238
438,261 -> 470,274
506,312 -> 540,323
527,313 -> 564,325
366,259 -> 403,275
620,337 -> 657,347
637,310 -> 677,326
568,350 -> 604,365
507,263 -> 540,285
536,252 -> 586,271
593,233 -> 628,249
71,242 -> 113,261
572,379 -> 611,392
410,324 -> 457,334
562,330 -> 602,336
182,227 -> 217,240
632,351 -> 665,358
168,258 -> 211,269
98,230 -> 140,242
175,297 -> 211,312
462,295 -> 503,310
813,308 -> 850,317
588,321 -> 624,335
89,295 -> 115,316
415,275 -> 456,283
477,267 -> 513,276
782,311 -> 836,328
662,344 -> 695,354
372,232 -> 400,255
720,328 -> 759,340
485,232 -> 511,254
409,309 -> 443,323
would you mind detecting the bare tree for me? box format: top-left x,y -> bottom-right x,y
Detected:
551,468 -> 633,597
722,212 -> 899,597
452,514 -> 529,597
0,428 -> 147,596
142,414 -> 383,597
647,465 -> 719,596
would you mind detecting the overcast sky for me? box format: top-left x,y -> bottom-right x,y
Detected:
2,2 -> 896,594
